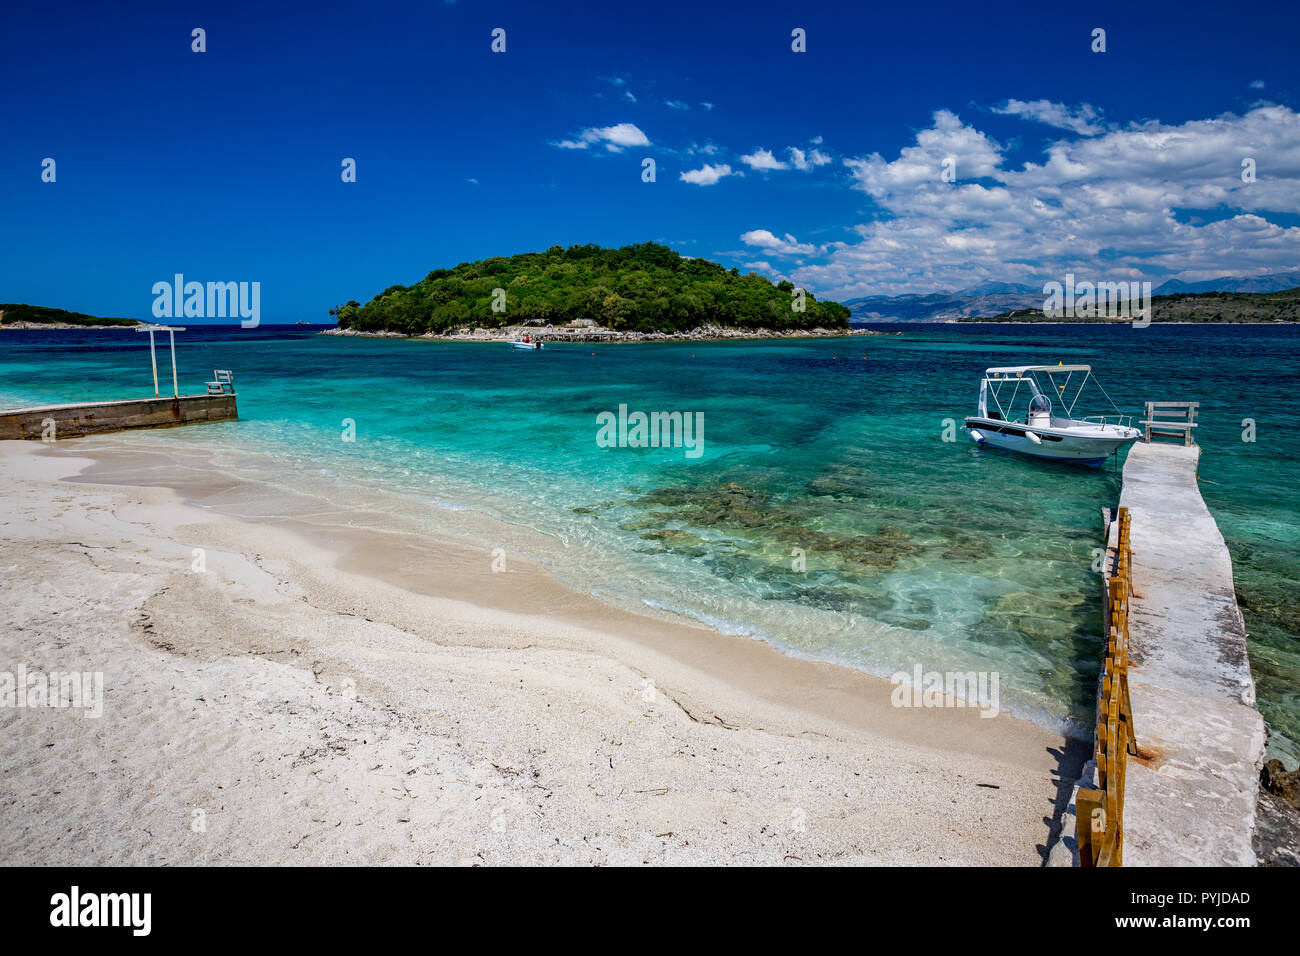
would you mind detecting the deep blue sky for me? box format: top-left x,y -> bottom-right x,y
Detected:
2,0 -> 1298,322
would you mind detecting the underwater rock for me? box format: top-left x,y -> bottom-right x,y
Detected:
763,585 -> 862,612
806,465 -> 875,498
637,481 -> 767,508
877,614 -> 932,631
631,481 -> 930,572
695,501 -> 770,528
1237,585 -> 1300,634
618,513 -> 675,532
637,528 -> 709,557
940,533 -> 992,561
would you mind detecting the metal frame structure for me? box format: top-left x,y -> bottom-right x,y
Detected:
978,365 -> 1131,430
135,324 -> 186,397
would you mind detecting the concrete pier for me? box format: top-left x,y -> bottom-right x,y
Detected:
1117,442 -> 1266,865
1051,441 -> 1266,866
0,394 -> 237,440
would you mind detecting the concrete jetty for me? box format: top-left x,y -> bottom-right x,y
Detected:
1117,442 -> 1266,865
0,394 -> 237,440
1051,441 -> 1267,865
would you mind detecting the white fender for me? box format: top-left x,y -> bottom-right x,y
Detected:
1025,431 -> 1042,445
968,429 -> 985,443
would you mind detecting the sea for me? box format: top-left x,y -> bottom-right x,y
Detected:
2,322 -> 1296,764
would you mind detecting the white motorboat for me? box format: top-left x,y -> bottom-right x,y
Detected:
963,365 -> 1140,466
511,338 -> 544,350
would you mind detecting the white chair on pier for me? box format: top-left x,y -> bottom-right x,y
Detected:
206,370 -> 235,395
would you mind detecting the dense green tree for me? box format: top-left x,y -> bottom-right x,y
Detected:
332,243 -> 850,333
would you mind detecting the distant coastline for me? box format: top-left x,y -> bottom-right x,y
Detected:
0,304 -> 143,329
955,287 -> 1300,324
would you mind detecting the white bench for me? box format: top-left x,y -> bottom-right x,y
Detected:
1140,401 -> 1197,446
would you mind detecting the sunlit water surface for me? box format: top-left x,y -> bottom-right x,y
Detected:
3,323 -> 1295,761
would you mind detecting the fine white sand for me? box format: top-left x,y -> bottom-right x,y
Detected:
0,439 -> 1077,865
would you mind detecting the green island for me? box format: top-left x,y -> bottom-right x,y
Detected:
960,287 -> 1300,323
330,242 -> 851,335
0,303 -> 141,327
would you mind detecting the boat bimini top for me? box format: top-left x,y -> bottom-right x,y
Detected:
977,365 -> 1122,426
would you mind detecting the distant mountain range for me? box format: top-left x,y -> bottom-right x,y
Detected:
845,287 -> 1043,323
847,272 -> 1300,322
1151,271 -> 1300,295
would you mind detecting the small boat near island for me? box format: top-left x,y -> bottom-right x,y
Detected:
963,364 -> 1140,465
511,335 -> 544,350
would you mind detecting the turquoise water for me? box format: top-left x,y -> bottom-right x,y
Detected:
3,324 -> 1297,762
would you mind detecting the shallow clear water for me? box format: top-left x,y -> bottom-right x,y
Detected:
2,324 -> 1296,760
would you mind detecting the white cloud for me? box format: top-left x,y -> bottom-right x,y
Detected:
553,123 -> 651,152
679,163 -> 739,186
1251,79 -> 1265,89
789,146 -> 832,170
740,229 -> 819,256
782,105 -> 1300,297
665,99 -> 690,110
624,90 -> 637,103
993,99 -> 1105,136
678,143 -> 721,158
844,110 -> 1003,194
740,148 -> 789,171
732,142 -> 834,173
701,102 -> 715,111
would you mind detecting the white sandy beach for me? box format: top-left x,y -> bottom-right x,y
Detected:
0,438 -> 1078,865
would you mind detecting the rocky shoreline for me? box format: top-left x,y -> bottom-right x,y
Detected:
323,322 -> 882,343
1,321 -> 143,330
1255,759 -> 1300,866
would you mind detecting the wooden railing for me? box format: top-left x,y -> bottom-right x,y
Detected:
1076,506 -> 1139,866
1140,401 -> 1198,446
